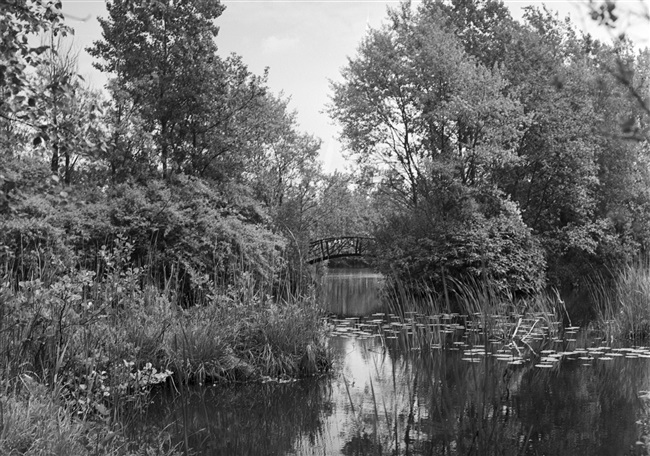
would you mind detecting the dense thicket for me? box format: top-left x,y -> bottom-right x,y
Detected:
330,0 -> 650,293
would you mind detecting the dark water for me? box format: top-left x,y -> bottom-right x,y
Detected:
143,268 -> 650,455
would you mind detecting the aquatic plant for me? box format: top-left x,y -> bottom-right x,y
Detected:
332,327 -> 650,456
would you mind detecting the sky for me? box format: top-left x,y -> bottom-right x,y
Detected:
61,0 -> 650,173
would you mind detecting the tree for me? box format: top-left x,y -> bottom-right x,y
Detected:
495,6 -> 650,285
243,94 -> 321,210
311,172 -> 380,239
1,0 -> 71,213
329,3 -> 524,209
89,0 -> 231,177
420,0 -> 518,68
588,0 -> 650,123
99,78 -> 157,183
33,36 -> 106,183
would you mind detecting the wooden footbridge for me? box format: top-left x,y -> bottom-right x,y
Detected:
307,236 -> 376,264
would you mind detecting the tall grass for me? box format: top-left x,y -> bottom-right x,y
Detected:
164,294 -> 330,384
593,258 -> 650,341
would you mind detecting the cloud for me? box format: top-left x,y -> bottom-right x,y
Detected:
261,35 -> 300,54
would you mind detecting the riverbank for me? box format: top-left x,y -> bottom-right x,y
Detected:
0,264 -> 331,455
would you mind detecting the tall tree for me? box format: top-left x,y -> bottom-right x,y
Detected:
420,0 -> 518,68
495,6 -> 650,284
88,0 -> 237,177
244,94 -> 321,211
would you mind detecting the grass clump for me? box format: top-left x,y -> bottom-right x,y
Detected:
165,296 -> 330,384
594,258 -> 650,341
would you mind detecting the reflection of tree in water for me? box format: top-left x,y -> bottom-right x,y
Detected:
140,379 -> 334,455
339,340 -> 650,455
321,269 -> 385,317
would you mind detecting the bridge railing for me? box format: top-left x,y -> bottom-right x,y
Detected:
306,236 -> 376,263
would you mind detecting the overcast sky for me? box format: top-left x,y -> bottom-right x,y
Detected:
62,0 -> 649,173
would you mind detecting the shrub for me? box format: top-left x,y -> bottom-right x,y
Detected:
376,187 -> 546,297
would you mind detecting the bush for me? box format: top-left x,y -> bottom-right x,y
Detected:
164,295 -> 330,383
1,164 -> 289,302
376,187 -> 546,296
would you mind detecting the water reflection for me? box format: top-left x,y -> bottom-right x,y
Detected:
145,380 -> 333,455
322,334 -> 650,455
320,268 -> 385,317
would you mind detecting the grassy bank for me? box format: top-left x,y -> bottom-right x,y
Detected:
0,242 -> 330,454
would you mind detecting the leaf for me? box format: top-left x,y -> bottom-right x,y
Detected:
94,403 -> 109,416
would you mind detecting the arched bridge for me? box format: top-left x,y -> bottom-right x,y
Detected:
307,236 -> 376,264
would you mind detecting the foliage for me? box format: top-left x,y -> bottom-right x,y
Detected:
377,187 -> 546,295
331,0 -> 650,291
34,37 -> 107,181
0,233 -> 329,451
0,0 -> 69,126
4,182 -> 284,303
588,0 -> 650,128
496,7 -> 650,286
165,296 -> 330,383
88,0 -> 282,180
329,3 -> 524,207
0,379 -> 181,455
310,172 -> 380,239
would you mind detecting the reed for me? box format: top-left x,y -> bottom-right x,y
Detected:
382,274 -> 564,356
593,257 -> 650,341
162,292 -> 330,385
